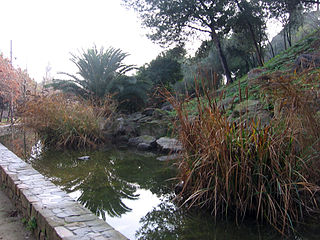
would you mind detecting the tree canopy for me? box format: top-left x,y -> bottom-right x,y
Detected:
50,46 -> 135,100
138,46 -> 184,89
123,0 -> 236,84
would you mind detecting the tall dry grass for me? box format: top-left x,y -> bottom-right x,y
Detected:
167,73 -> 320,235
20,93 -> 116,148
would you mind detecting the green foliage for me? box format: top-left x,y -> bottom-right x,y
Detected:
123,0 -> 235,83
22,217 -> 37,231
112,75 -> 151,113
21,218 -> 27,225
27,217 -> 37,231
143,57 -> 182,88
139,47 -> 184,88
49,46 -> 134,100
136,46 -> 184,107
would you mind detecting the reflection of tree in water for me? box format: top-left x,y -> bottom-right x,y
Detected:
136,199 -> 182,240
0,129 -> 38,160
29,148 -> 176,219
31,151 -> 139,218
136,199 -> 283,240
76,166 -> 139,219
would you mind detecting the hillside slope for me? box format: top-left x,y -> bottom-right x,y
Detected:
218,29 -> 320,124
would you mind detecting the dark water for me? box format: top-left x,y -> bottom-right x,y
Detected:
1,130 -> 320,240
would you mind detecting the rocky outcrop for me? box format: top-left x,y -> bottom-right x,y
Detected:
294,54 -> 320,72
218,97 -> 235,111
128,135 -> 157,151
230,100 -> 272,127
156,137 -> 183,153
247,68 -> 266,81
103,109 -> 171,146
156,153 -> 181,161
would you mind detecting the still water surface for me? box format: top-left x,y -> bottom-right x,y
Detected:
1,130 -> 320,240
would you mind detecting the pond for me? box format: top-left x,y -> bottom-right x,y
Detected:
1,130 -> 320,240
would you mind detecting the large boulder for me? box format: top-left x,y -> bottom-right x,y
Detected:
105,117 -> 138,143
161,102 -> 173,111
233,100 -> 262,116
136,119 -> 169,138
218,97 -> 235,111
103,109 -> 171,144
156,137 -> 183,153
128,135 -> 157,151
230,100 -> 272,127
247,68 -> 266,80
127,112 -> 144,121
294,54 -> 320,72
141,108 -> 154,116
157,153 -> 181,161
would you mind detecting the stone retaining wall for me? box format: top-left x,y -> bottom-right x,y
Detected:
0,143 -> 128,240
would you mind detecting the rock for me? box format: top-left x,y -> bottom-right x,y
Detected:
156,137 -> 183,153
294,54 -> 320,72
152,109 -> 168,119
78,156 -> 90,161
256,110 -> 272,127
108,117 -> 137,141
174,181 -> 184,195
156,154 -> 181,161
129,135 -> 157,150
127,112 -> 143,121
234,100 -> 262,115
137,143 -> 152,151
104,111 -> 170,143
247,68 -> 266,80
161,103 -> 173,111
117,135 -> 130,143
136,120 -> 169,138
142,108 -> 154,116
218,97 -> 235,111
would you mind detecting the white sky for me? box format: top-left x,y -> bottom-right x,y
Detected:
0,0 -> 163,82
0,0 -> 283,83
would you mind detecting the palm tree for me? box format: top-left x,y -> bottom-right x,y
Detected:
50,46 -> 135,99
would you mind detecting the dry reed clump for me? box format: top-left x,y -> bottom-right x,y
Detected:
167,73 -> 320,235
20,93 -> 116,148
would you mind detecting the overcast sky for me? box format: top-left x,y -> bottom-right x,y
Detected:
0,0 -> 282,83
0,0 -> 164,82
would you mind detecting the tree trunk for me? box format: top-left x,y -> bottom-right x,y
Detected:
283,29 -> 287,50
286,23 -> 292,47
267,37 -> 275,58
235,0 -> 264,66
0,108 -> 3,122
211,30 -> 233,84
7,105 -> 11,122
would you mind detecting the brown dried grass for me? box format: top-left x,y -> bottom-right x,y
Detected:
166,73 -> 320,235
19,93 -> 116,148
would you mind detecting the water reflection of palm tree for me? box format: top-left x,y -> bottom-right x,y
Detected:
76,167 -> 139,219
29,147 -> 176,219
30,151 -> 139,218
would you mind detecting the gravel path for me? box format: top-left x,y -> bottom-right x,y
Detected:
0,189 -> 35,240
